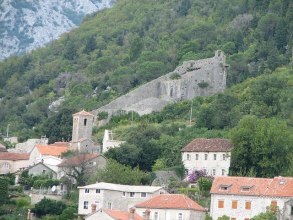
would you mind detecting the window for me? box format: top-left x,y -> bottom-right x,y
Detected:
214,154 -> 217,160
222,169 -> 225,176
83,201 -> 88,209
122,192 -> 126,197
154,212 -> 159,220
96,189 -> 100,193
232,200 -> 238,209
187,154 -> 191,160
107,202 -> 112,209
218,200 -> 224,208
130,192 -> 135,197
85,189 -> 89,193
231,218 -> 236,220
271,200 -> 278,212
83,118 -> 87,126
178,213 -> 183,220
223,154 -> 226,160
205,154 -> 208,160
195,154 -> 199,160
241,186 -> 251,192
244,218 -> 250,220
212,169 -> 216,176
290,206 -> 293,215
245,201 -> 251,210
42,170 -> 46,174
141,192 -> 147,198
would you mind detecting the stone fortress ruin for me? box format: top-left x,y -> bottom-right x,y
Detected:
92,50 -> 228,117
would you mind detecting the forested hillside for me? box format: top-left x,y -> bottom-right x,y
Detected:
0,0 -> 292,142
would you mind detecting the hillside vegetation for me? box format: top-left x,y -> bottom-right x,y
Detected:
0,0 -> 292,142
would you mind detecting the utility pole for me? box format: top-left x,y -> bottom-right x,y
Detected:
131,111 -> 134,127
6,124 -> 10,138
189,100 -> 193,126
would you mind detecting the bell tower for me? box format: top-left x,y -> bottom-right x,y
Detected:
72,110 -> 94,142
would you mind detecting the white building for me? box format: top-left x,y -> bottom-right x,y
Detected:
210,176 -> 293,220
78,182 -> 165,217
102,129 -> 125,153
135,194 -> 206,220
181,138 -> 232,176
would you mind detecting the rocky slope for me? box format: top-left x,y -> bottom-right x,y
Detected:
0,0 -> 115,60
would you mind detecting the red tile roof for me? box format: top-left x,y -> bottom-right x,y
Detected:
181,138 -> 232,152
135,194 -> 206,211
36,143 -> 69,157
72,110 -> 94,117
103,209 -> 143,220
58,153 -> 103,167
211,176 -> 293,197
0,152 -> 30,161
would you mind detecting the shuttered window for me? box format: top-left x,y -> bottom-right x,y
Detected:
218,200 -> 224,208
232,200 -> 238,209
245,201 -> 251,210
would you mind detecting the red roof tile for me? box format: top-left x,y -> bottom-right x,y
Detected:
36,143 -> 69,157
103,209 -> 143,220
181,138 -> 232,152
58,153 -> 103,167
72,110 -> 94,117
0,152 -> 29,161
211,176 -> 293,197
135,194 -> 206,211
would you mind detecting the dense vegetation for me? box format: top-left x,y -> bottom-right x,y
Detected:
0,0 -> 292,141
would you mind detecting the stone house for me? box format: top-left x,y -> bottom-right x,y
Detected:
181,138 -> 232,176
78,182 -> 165,217
26,162 -> 57,179
210,176 -> 293,220
135,194 -> 206,220
85,207 -> 143,220
58,153 -> 106,181
0,152 -> 30,174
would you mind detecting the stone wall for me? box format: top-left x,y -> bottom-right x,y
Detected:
92,50 -> 228,117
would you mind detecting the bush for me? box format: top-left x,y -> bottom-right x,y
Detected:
32,198 -> 67,217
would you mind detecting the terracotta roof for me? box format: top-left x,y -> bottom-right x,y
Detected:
36,143 -> 69,157
135,194 -> 206,211
181,138 -> 232,152
210,176 -> 293,197
103,209 -> 143,220
58,153 -> 102,167
0,152 -> 30,161
72,110 -> 94,117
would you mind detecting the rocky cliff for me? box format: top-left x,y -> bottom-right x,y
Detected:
0,0 -> 115,60
93,50 -> 228,117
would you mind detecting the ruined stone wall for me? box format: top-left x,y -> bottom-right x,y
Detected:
92,50 -> 227,117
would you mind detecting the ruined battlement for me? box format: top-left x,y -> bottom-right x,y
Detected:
92,50 -> 227,117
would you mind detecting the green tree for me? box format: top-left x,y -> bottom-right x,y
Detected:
230,116 -> 293,177
31,198 -> 67,217
96,159 -> 151,185
251,210 -> 277,220
0,177 -> 9,205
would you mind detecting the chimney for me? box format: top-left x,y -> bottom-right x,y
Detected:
91,204 -> 97,213
143,209 -> 151,220
129,207 -> 135,220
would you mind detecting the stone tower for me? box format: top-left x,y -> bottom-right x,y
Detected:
72,110 -> 94,142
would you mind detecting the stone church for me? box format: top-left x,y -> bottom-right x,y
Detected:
70,110 -> 100,153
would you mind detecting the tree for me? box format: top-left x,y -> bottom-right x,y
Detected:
0,177 -> 9,205
230,116 -> 293,177
32,198 -> 67,217
251,210 -> 277,220
96,159 -> 151,185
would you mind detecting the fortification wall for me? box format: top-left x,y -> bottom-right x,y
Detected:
92,50 -> 227,117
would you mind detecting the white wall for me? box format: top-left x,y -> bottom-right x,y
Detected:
182,151 -> 230,176
210,193 -> 292,220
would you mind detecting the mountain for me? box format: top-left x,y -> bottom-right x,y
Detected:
0,0 -> 292,140
0,0 -> 115,60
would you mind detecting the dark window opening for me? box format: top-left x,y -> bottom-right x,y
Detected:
84,119 -> 87,126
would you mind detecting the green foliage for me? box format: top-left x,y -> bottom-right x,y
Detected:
218,215 -> 230,220
32,198 -> 67,217
58,205 -> 77,220
96,159 -> 151,185
230,116 -> 293,177
0,177 -> 9,205
251,210 -> 277,220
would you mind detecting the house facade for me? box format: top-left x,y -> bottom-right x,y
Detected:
58,153 -> 107,181
85,208 -> 143,220
135,194 -> 206,220
210,176 -> 293,220
181,138 -> 232,176
27,162 -> 57,179
0,152 -> 30,174
78,182 -> 165,216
